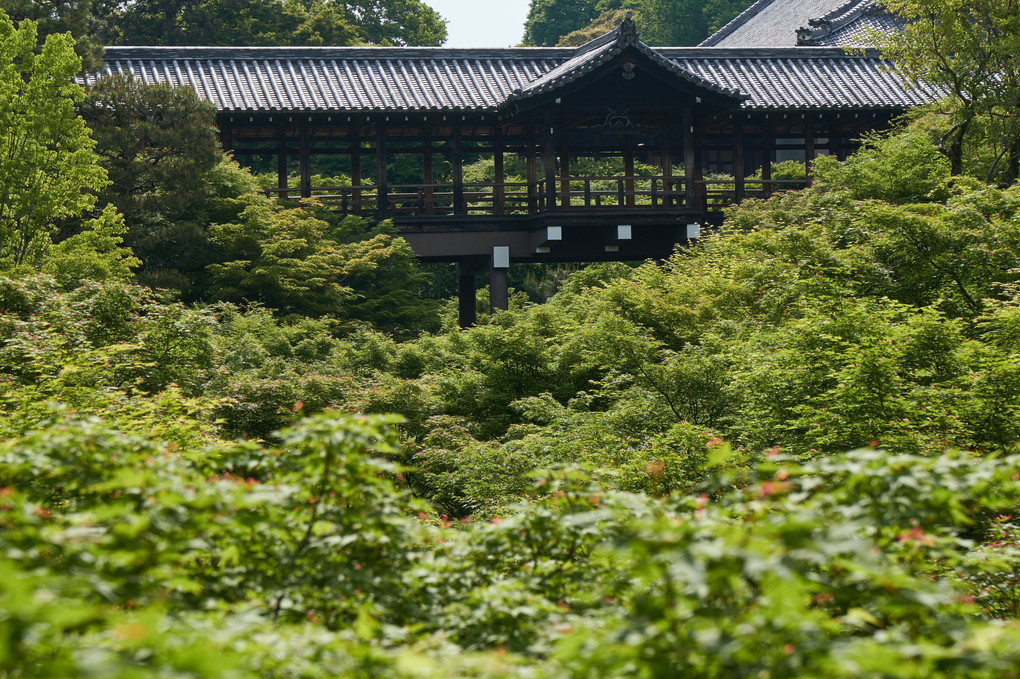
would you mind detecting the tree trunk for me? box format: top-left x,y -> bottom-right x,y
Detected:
942,118 -> 972,176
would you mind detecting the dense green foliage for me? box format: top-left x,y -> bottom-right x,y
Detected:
0,0 -> 108,69
524,0 -> 750,46
5,108 -> 1020,674
874,0 -> 1020,181
1,0 -> 448,57
4,7 -> 1020,678
0,10 -> 106,267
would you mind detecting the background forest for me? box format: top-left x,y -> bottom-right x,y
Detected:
3,1 -> 1020,677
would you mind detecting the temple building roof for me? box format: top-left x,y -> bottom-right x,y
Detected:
700,0 -> 900,48
508,17 -> 746,106
88,14 -> 934,116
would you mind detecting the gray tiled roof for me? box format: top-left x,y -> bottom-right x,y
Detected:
88,46 -> 566,112
510,19 -> 747,105
805,7 -> 905,46
667,48 -> 934,109
91,9 -> 937,118
700,0 -> 854,47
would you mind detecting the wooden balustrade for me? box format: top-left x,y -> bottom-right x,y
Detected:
263,176 -> 806,217
696,178 -> 810,208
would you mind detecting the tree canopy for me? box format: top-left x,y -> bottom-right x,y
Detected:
875,0 -> 1020,181
0,0 -> 110,69
0,0 -> 449,58
525,0 -> 751,47
0,10 -> 106,268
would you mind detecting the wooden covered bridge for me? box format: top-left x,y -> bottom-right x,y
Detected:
92,0 -> 933,326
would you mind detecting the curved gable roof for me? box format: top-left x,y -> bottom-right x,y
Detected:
506,16 -> 747,107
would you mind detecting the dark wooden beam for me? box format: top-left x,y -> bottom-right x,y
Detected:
734,122 -> 745,203
452,123 -> 464,215
542,113 -> 556,211
490,266 -> 509,313
350,130 -> 362,215
527,124 -> 538,212
661,134 -> 673,207
494,128 -> 505,215
624,135 -> 635,208
683,107 -> 696,210
376,121 -> 388,218
804,121 -> 816,179
457,262 -> 478,328
423,127 -> 434,216
277,137 -> 289,200
299,123 -> 311,198
559,135 -> 570,209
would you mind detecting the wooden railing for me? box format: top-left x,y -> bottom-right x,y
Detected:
698,178 -> 810,208
264,176 -> 806,216
386,181 -> 542,216
552,176 -> 686,209
265,181 -> 548,217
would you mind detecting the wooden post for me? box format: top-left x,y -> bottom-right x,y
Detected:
762,128 -> 773,196
542,112 -> 556,210
457,262 -> 477,328
734,122 -> 745,203
683,107 -> 697,210
527,124 -> 538,212
490,267 -> 509,313
661,134 -> 673,207
299,122 -> 311,198
494,128 -> 505,215
833,131 -> 845,162
452,122 -> 465,215
804,121 -> 816,180
559,136 -> 570,208
350,132 -> 362,215
375,121 -> 388,218
277,137 -> 289,200
423,127 -> 434,215
624,135 -> 635,207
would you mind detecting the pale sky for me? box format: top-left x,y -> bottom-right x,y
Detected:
427,0 -> 533,48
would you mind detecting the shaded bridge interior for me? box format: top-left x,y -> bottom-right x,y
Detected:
224,98 -> 896,326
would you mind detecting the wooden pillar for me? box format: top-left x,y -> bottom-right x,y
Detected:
350,132 -> 362,215
661,134 -> 673,207
762,127 -> 773,196
375,121 -> 388,218
804,121 -> 816,180
423,127 -> 434,215
456,263 -> 477,329
542,112 -> 556,210
299,123 -> 311,198
452,123 -> 464,215
734,122 -> 745,203
220,124 -> 232,152
683,107 -> 697,210
490,266 -> 509,313
494,129 -> 505,215
277,137 -> 289,200
527,124 -> 538,212
559,136 -> 570,208
624,135 -> 635,208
